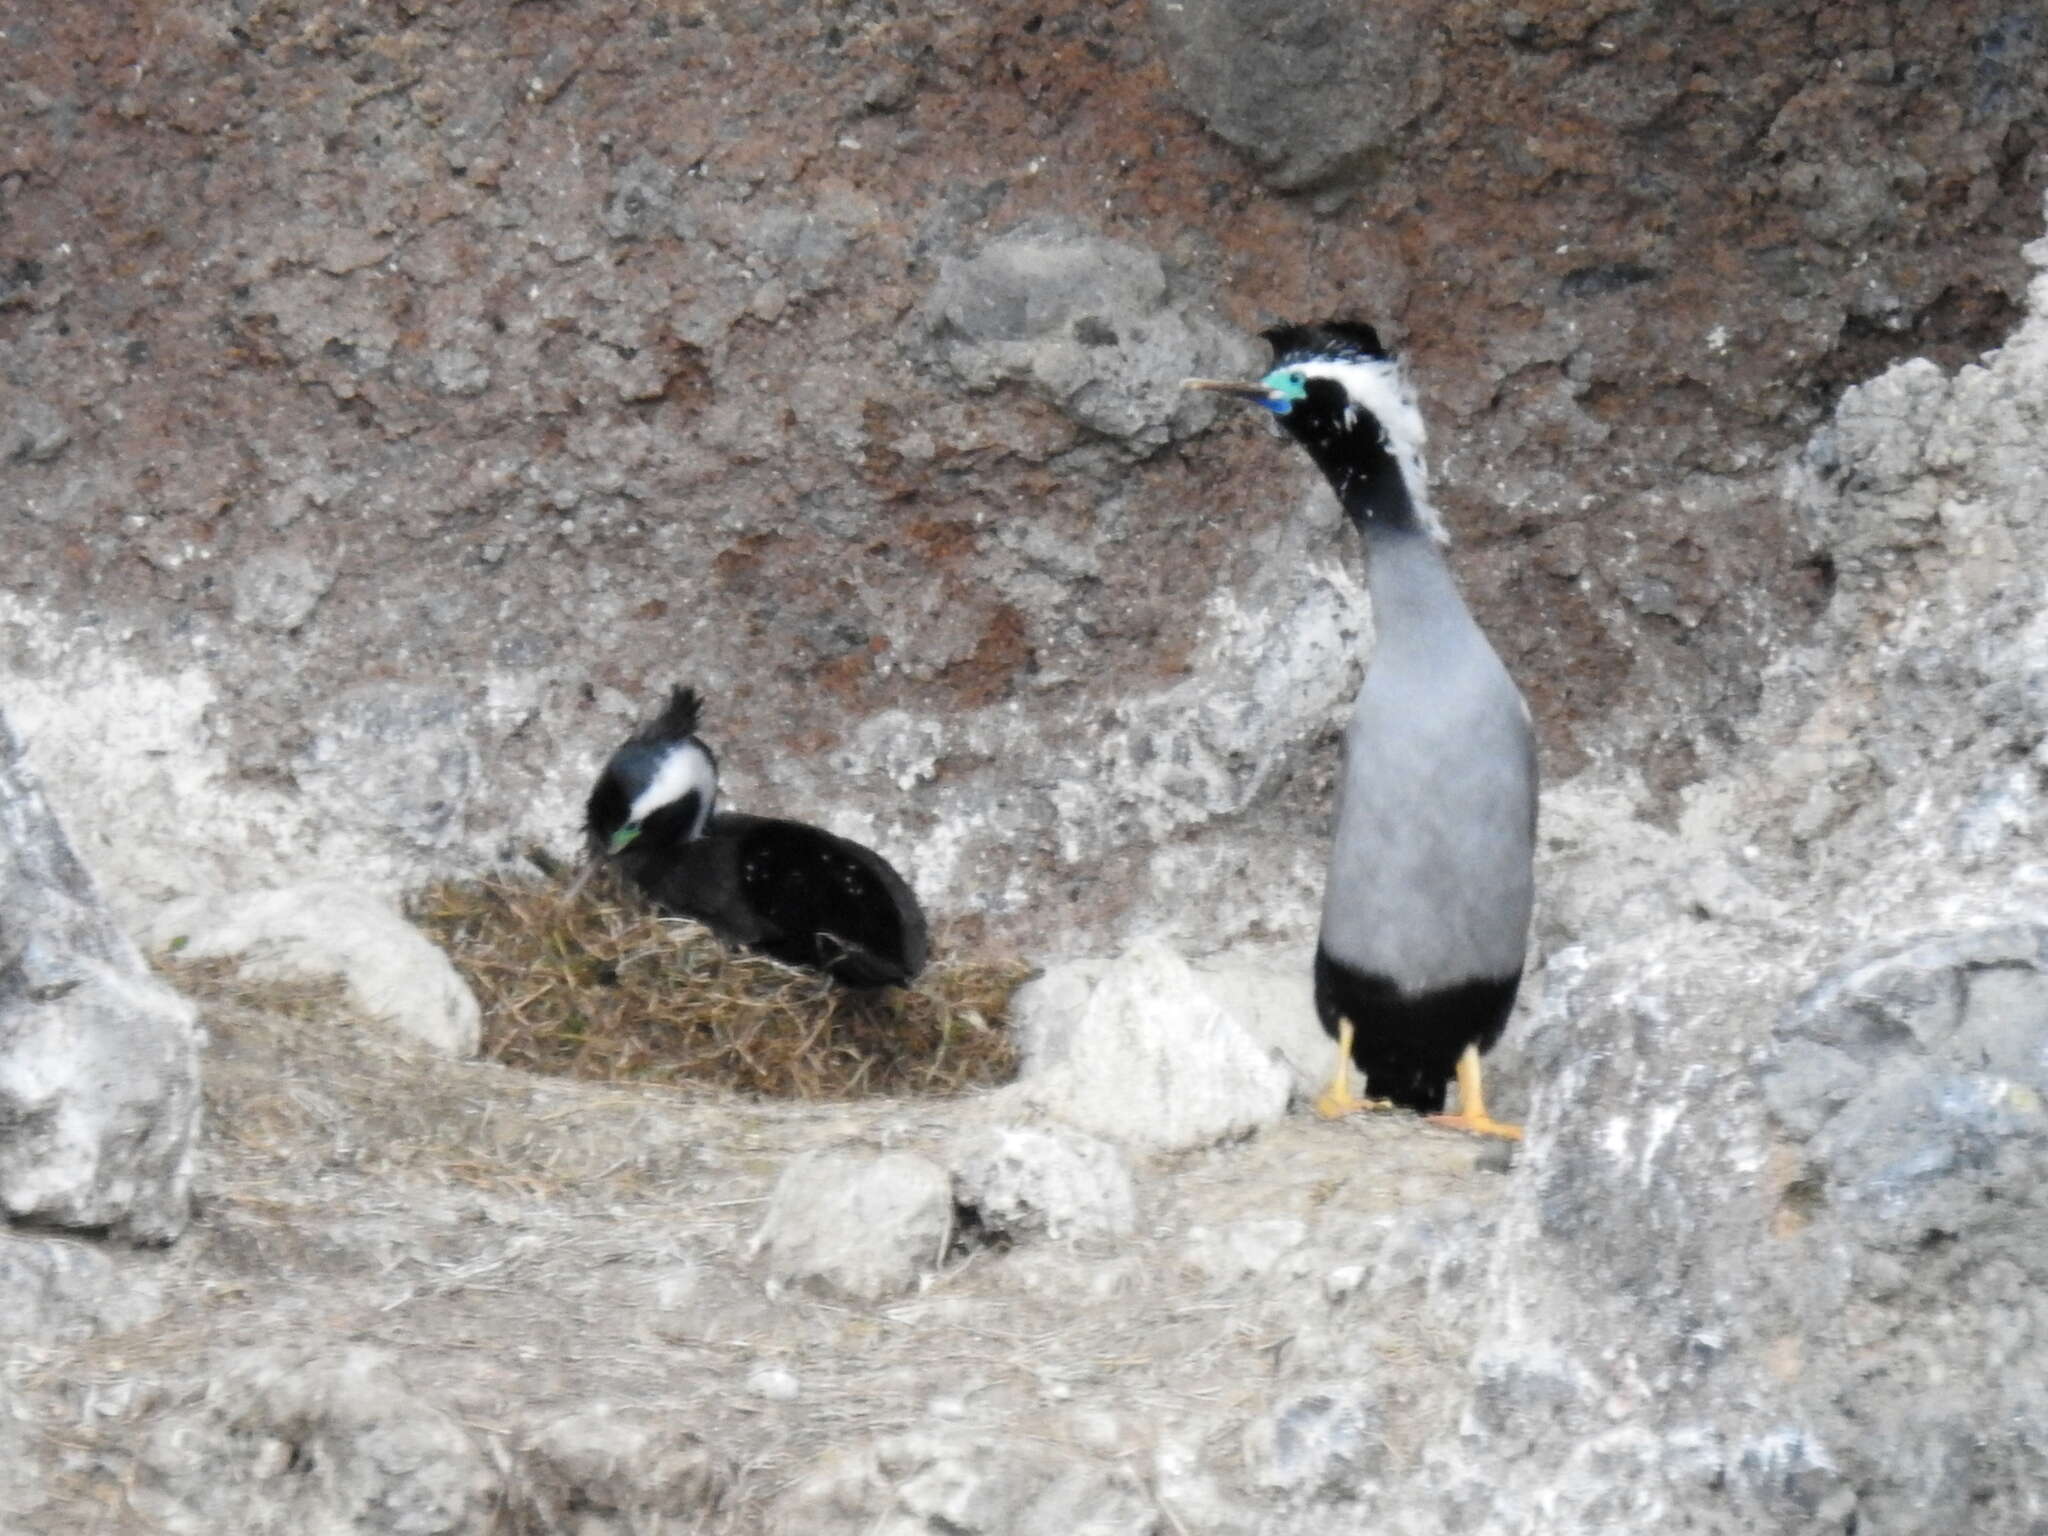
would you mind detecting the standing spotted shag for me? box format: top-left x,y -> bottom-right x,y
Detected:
586,687 -> 929,989
1188,322 -> 1535,1139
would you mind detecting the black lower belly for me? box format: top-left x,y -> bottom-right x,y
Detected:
1312,944 -> 1521,1114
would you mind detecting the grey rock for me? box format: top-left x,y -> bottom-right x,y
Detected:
769,1430 -> 1161,1536
0,1230 -> 164,1339
602,154 -> 678,242
0,709 -> 200,1242
740,200 -> 861,296
9,399 -> 71,463
1192,952 -> 1335,1101
294,682 -> 478,854
230,547 -> 336,634
1765,926 -> 2048,1253
923,219 -> 1253,451
510,1403 -> 729,1535
1242,1382 -> 1385,1502
430,347 -> 492,397
130,1345 -> 500,1535
1006,938 -> 1292,1151
1151,0 -> 1443,192
949,1123 -> 1136,1244
751,1149 -> 953,1300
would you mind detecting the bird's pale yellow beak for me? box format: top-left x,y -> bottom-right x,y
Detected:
1182,377 -> 1281,404
608,824 -> 641,854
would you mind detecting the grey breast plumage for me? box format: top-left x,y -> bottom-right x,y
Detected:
1318,530 -> 1536,993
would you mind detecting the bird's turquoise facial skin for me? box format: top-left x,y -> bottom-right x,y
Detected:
609,824 -> 641,854
1258,367 -> 1309,415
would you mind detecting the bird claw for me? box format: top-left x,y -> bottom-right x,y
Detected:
1313,1088 -> 1395,1120
1426,1111 -> 1523,1141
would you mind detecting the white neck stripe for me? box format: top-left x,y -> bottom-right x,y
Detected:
1293,356 -> 1444,543
628,740 -> 718,837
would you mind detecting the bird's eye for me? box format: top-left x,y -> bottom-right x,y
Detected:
1259,367 -> 1312,409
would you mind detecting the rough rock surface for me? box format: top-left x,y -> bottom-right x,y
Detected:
4,1 -> 2044,957
6,6 -> 2048,1533
922,218 -> 1255,450
0,1231 -> 164,1340
751,1149 -> 955,1300
0,711 -> 201,1242
767,1429 -> 1163,1536
143,882 -> 482,1058
1153,0 -> 1444,193
949,1123 -> 1137,1245
511,1405 -> 730,1536
130,1345 -> 502,1535
1006,937 -> 1295,1150
15,200 -> 2048,1531
1400,215 -> 2048,1536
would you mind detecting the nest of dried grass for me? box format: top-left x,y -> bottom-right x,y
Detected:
410,857 -> 1027,1100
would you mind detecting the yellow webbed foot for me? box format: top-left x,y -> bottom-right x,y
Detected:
1314,1017 -> 1397,1119
1314,1084 -> 1398,1119
1427,1109 -> 1524,1140
1427,1046 -> 1522,1140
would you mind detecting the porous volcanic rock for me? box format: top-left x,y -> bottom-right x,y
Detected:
4,1 -> 2043,957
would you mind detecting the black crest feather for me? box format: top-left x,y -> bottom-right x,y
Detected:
638,685 -> 704,745
1261,320 -> 1390,367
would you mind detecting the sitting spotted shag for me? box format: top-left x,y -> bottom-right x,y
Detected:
586,687 -> 929,989
1188,322 -> 1536,1140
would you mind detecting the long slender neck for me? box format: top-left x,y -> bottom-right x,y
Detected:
1358,521 -> 1479,665
1314,435 -> 1469,652
1288,416 -> 1425,540
1334,442 -> 1422,536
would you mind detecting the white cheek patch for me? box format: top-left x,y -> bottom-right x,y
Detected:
1295,357 -> 1424,452
1296,355 -> 1446,543
628,740 -> 718,837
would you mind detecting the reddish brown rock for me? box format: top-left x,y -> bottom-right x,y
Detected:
1,0 -> 2041,953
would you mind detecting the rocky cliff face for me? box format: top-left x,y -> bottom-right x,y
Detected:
6,3 -> 2048,1532
5,0 -> 2043,955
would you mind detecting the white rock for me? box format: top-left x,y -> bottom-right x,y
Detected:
1324,1263 -> 1366,1303
751,1150 -> 953,1301
1153,1430 -> 1263,1536
1010,937 -> 1292,1151
1066,1408 -> 1125,1454
144,881 -> 480,1057
1191,951 -> 1332,1099
129,1345 -> 498,1534
1183,1217 -> 1309,1285
0,711 -> 200,1242
0,1232 -> 165,1340
748,1366 -> 801,1401
1004,958 -> 1106,1072
950,1124 -> 1136,1244
645,1261 -> 700,1310
769,1429 -> 1161,1536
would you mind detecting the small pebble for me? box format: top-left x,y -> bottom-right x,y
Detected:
747,1366 -> 800,1402
1324,1263 -> 1365,1303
